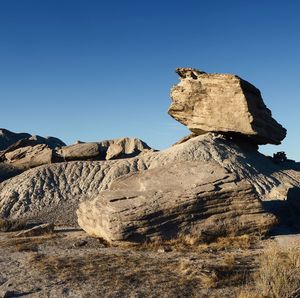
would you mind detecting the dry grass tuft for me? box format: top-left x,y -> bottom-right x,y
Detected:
0,218 -> 29,232
0,234 -> 56,252
239,242 -> 300,298
207,234 -> 255,252
0,217 -> 44,232
135,234 -> 257,254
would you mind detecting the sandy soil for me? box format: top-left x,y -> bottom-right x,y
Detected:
0,226 -> 266,298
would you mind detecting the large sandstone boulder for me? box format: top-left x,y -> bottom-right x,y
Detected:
168,68 -> 286,145
77,161 -> 277,244
0,133 -> 299,225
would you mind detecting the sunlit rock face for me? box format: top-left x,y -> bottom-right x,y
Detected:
168,68 -> 286,145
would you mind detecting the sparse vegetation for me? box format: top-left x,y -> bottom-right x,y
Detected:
134,234 -> 258,254
1,228 -> 299,297
0,218 -> 31,232
0,233 -> 56,252
273,151 -> 288,163
239,243 -> 300,298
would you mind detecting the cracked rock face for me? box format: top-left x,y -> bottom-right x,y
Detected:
77,161 -> 277,244
168,68 -> 286,145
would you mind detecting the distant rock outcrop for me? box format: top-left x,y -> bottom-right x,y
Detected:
3,144 -> 54,169
58,143 -> 101,161
0,129 -> 65,152
57,137 -> 151,162
0,134 -> 151,181
168,68 -> 287,145
0,130 -> 66,177
0,129 -> 31,151
99,137 -> 152,160
77,161 -> 277,244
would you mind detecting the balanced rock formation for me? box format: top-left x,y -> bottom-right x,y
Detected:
77,161 -> 277,244
0,133 -> 299,225
168,68 -> 286,145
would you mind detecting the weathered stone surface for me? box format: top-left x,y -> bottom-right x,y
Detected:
105,143 -> 123,160
4,144 -> 53,169
77,161 -> 277,243
0,135 -> 65,179
168,68 -> 287,145
58,143 -> 101,161
2,135 -> 65,157
0,137 -> 151,182
99,137 -> 152,159
0,129 -> 30,151
172,133 -> 198,146
57,137 -> 151,161
0,134 -> 299,225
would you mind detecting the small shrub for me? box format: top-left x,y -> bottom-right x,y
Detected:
273,151 -> 287,163
239,243 -> 300,298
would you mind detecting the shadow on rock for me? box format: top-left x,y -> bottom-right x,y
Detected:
263,186 -> 300,235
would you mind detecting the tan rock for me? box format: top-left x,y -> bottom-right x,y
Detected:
4,144 -> 53,169
99,137 -> 151,159
77,161 -> 277,244
58,143 -> 101,161
57,138 -> 151,162
168,68 -> 286,145
105,143 -> 123,160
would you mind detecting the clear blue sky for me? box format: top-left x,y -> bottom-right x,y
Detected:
0,0 -> 299,160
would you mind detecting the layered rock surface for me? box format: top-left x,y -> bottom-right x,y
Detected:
168,68 -> 286,145
77,161 -> 277,243
0,131 -> 66,178
3,144 -> 54,169
0,134 -> 299,225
